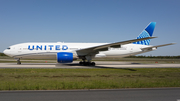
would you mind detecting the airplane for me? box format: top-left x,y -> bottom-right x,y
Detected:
3,22 -> 175,66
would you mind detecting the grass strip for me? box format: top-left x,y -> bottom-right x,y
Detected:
0,68 -> 180,90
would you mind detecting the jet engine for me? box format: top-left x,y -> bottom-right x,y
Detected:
57,52 -> 73,63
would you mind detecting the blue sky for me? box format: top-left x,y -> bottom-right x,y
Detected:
0,0 -> 179,56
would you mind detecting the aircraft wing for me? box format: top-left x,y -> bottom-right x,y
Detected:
76,37 -> 156,56
141,43 -> 175,51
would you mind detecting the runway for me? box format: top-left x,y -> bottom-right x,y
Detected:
0,88 -> 180,101
0,61 -> 180,68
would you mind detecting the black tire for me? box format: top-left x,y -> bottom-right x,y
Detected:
91,62 -> 95,66
79,61 -> 83,65
83,62 -> 88,66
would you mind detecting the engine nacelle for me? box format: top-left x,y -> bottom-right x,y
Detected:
57,52 -> 73,63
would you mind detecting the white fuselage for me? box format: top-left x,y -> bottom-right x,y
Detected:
3,42 -> 154,59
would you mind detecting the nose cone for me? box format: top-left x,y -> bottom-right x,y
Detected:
3,49 -> 11,57
3,49 -> 8,55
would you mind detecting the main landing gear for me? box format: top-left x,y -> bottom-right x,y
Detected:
79,61 -> 95,66
79,55 -> 96,66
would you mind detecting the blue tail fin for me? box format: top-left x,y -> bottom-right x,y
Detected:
133,22 -> 156,45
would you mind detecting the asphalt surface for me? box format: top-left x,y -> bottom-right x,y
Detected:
0,88 -> 180,101
0,61 -> 180,68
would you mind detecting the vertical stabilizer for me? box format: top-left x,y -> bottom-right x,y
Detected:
133,22 -> 156,45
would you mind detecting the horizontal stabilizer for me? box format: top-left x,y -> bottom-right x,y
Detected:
141,43 -> 175,51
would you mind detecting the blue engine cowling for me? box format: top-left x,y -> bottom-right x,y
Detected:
57,52 -> 73,63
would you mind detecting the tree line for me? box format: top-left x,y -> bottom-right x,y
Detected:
0,53 -> 7,56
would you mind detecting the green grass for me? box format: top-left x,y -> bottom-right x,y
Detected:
0,68 -> 180,90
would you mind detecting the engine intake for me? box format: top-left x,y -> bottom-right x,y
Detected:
57,52 -> 73,63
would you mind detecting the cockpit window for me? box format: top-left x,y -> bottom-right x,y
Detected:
7,48 -> 10,49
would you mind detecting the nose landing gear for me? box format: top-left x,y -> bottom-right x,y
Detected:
16,58 -> 21,65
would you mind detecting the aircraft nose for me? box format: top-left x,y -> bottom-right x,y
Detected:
3,49 -> 7,55
3,49 -> 11,56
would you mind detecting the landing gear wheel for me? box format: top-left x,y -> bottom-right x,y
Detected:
79,61 -> 83,65
91,62 -> 95,66
83,62 -> 89,66
79,61 -> 95,66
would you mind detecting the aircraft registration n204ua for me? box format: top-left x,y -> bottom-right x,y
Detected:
3,22 -> 175,66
